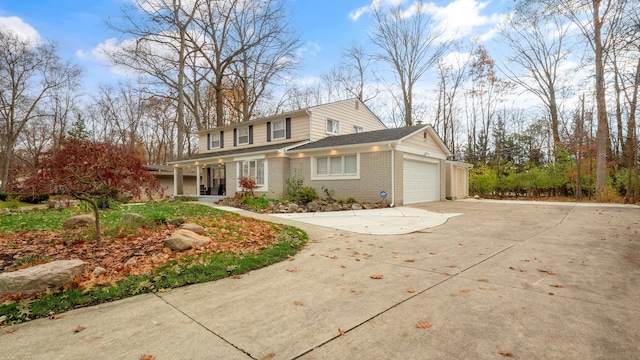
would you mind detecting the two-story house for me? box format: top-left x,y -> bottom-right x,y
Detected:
167,99 -> 471,205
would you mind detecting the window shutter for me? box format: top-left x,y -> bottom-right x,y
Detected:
207,133 -> 211,150
285,118 -> 291,139
266,122 -> 271,142
233,128 -> 237,146
249,125 -> 253,144
220,131 -> 224,148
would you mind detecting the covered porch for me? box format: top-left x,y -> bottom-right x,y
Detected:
170,160 -> 227,198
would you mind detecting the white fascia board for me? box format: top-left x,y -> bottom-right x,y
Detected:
396,144 -> 448,160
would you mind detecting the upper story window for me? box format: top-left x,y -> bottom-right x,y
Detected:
210,132 -> 221,149
326,118 -> 339,135
353,125 -> 364,133
271,119 -> 286,140
236,127 -> 249,145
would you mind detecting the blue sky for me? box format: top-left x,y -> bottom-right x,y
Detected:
0,0 -> 513,94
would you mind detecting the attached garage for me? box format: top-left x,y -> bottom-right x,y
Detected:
403,158 -> 440,204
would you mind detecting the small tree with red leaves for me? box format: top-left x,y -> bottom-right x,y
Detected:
21,138 -> 161,245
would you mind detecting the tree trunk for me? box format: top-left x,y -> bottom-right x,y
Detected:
78,195 -> 102,246
593,0 -> 609,195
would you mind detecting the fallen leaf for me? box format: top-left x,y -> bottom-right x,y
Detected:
404,258 -> 415,263
4,328 -> 17,334
519,269 -> 527,273
140,355 -> 156,360
441,272 -> 450,276
459,288 -> 471,293
74,325 -> 86,333
407,289 -> 416,293
457,244 -> 464,248
286,268 -> 300,273
370,274 -> 384,279
293,301 -> 304,306
509,266 -> 516,270
340,265 -> 346,268
498,351 -> 514,357
49,314 -> 64,320
548,292 -> 555,296
330,255 -> 338,260
338,328 -> 345,336
549,283 -> 565,288
538,269 -> 556,275
393,255 -> 401,259
416,321 -> 432,329
446,264 -> 456,268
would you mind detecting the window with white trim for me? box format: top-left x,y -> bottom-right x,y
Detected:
353,125 -> 364,133
210,132 -> 221,148
239,159 -> 265,186
271,119 -> 286,140
237,127 -> 249,145
313,154 -> 358,179
326,118 -> 339,135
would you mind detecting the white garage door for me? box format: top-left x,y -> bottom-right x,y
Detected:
403,159 -> 439,204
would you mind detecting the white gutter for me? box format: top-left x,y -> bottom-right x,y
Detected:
388,142 -> 395,207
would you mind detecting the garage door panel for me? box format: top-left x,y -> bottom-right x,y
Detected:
403,159 -> 439,204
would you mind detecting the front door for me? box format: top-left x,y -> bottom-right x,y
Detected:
213,166 -> 226,195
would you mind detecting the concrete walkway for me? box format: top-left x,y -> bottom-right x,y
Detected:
1,201 -> 639,359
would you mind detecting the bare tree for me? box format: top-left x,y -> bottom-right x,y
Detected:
369,0 -> 449,126
435,48 -> 471,157
0,30 -> 82,191
191,0 -> 299,127
500,10 -> 572,150
467,46 -> 514,163
106,0 -> 199,160
532,0 -> 629,194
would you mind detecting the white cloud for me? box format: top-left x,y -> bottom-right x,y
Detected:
0,16 -> 41,44
296,41 -> 323,59
349,0 -> 504,42
424,0 -> 493,41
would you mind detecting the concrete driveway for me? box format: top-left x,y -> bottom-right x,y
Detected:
1,201 -> 639,359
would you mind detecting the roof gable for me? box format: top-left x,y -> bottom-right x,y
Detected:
291,125 -> 425,151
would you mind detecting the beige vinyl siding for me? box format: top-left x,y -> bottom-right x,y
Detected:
309,100 -> 386,141
401,130 -> 448,157
199,114 -> 311,154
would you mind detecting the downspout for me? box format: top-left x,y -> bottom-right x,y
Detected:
306,109 -> 312,141
388,143 -> 395,207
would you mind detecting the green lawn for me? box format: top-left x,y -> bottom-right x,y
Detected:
0,201 -> 307,324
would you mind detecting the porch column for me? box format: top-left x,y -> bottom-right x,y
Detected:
173,167 -> 184,196
196,166 -> 201,196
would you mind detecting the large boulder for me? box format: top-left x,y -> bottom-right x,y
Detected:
0,260 -> 88,297
120,213 -> 146,227
164,229 -> 210,251
63,214 -> 95,229
179,223 -> 205,235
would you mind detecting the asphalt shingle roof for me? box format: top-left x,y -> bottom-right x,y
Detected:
170,140 -> 306,163
291,125 -> 425,151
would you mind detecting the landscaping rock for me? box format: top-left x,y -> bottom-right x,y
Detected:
63,214 -> 95,229
351,203 -> 363,210
164,229 -> 209,251
287,203 -> 299,213
93,267 -> 107,276
168,217 -> 186,226
120,213 -> 146,226
124,257 -> 137,268
307,202 -> 320,212
179,223 -> 205,235
323,203 -> 341,212
0,259 -> 88,297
